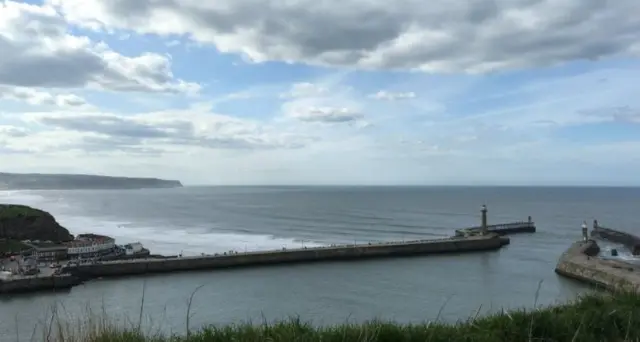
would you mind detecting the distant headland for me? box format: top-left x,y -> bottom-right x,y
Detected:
0,172 -> 183,190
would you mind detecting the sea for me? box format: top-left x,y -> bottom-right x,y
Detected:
1,186 -> 639,340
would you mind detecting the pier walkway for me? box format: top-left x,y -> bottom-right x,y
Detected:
68,234 -> 510,279
555,239 -> 640,293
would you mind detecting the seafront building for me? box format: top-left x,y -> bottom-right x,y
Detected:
33,244 -> 68,261
124,242 -> 144,256
18,234 -> 147,263
66,234 -> 116,259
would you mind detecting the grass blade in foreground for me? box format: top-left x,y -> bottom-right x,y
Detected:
50,291 -> 640,342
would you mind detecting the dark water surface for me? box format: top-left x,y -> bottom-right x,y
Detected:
1,186 -> 639,340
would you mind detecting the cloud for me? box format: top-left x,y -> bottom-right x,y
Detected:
580,106 -> 640,123
19,109 -> 311,154
286,106 -> 363,123
279,82 -> 328,99
0,125 -> 32,154
370,91 -> 417,101
0,86 -> 88,107
0,125 -> 28,138
0,1 -> 199,93
49,0 -> 640,72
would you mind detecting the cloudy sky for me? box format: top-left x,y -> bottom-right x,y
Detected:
0,0 -> 639,186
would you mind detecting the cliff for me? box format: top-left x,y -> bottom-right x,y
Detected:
0,172 -> 183,190
0,204 -> 74,242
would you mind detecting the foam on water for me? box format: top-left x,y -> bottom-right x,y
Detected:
0,190 -> 325,256
598,240 -> 640,264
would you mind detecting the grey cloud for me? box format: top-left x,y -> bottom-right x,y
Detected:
0,2 -> 198,93
0,126 -> 29,138
0,127 -> 32,154
31,113 -> 308,152
38,115 -> 176,139
52,0 -> 640,72
581,106 -> 640,123
0,41 -> 106,88
76,135 -> 166,155
0,145 -> 32,154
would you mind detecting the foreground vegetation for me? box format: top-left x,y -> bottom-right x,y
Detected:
36,290 -> 640,342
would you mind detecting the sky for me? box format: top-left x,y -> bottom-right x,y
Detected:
0,0 -> 639,186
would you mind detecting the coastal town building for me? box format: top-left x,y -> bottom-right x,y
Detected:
16,233 -> 147,263
33,244 -> 68,262
66,234 -> 116,260
124,242 -> 144,255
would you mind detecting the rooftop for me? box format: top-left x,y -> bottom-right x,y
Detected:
67,233 -> 115,247
76,233 -> 113,241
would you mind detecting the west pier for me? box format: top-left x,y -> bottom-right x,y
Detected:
1,205 -> 535,294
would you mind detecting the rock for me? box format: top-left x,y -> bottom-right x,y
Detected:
0,204 -> 74,242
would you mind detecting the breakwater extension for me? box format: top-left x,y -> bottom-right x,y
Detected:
591,220 -> 640,255
455,220 -> 535,237
454,207 -> 535,236
555,237 -> 640,293
69,234 -> 510,279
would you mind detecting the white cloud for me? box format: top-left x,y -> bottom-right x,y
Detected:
279,82 -> 328,99
0,0 -> 638,186
286,106 -> 363,123
49,0 -> 640,72
0,86 -> 88,107
0,125 -> 28,138
16,108 -> 312,154
370,91 -> 417,101
0,1 -> 199,94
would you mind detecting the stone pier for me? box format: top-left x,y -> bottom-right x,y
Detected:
555,223 -> 640,293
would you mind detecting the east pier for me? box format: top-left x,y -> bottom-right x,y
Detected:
555,221 -> 640,293
590,220 -> 640,255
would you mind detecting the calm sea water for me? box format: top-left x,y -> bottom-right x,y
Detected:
1,186 -> 639,340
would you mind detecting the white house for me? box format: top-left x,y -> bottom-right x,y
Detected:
124,242 -> 144,255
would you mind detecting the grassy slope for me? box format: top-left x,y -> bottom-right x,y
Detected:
0,204 -> 45,219
49,291 -> 640,342
0,205 -> 44,252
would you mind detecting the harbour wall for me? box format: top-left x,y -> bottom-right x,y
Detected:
0,274 -> 81,294
555,239 -> 640,293
72,234 -> 510,279
455,221 -> 536,237
591,223 -> 640,255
